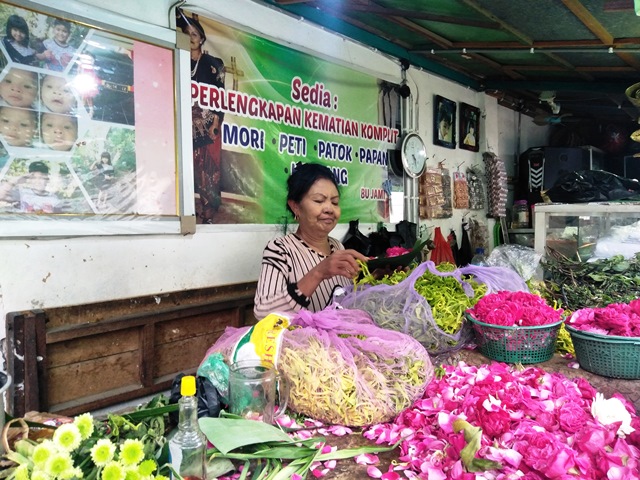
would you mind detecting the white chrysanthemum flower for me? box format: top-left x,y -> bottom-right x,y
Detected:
74,413 -> 95,440
32,440 -> 58,468
44,451 -> 74,479
119,439 -> 145,466
591,392 -> 635,437
101,461 -> 126,480
90,438 -> 117,466
53,423 -> 82,452
32,469 -> 51,480
14,464 -> 30,480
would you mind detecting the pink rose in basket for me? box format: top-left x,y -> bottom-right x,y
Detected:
467,291 -> 563,327
569,302 -> 640,337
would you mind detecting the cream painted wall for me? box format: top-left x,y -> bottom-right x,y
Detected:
0,0 -> 548,355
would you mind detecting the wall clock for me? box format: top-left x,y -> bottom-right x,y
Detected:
401,132 -> 427,178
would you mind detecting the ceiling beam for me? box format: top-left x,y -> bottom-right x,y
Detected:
562,0 -> 640,69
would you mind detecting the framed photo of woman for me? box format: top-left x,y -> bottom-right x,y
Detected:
459,103 -> 480,152
433,95 -> 456,149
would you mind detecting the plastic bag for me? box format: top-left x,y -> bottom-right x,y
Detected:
197,351 -> 230,403
339,260 -> 529,355
467,167 -> 485,210
342,219 -> 371,255
339,261 -> 472,355
485,244 -> 542,281
544,170 -> 640,203
168,373 -> 224,425
453,171 -> 469,209
431,226 -> 455,265
203,308 -> 433,427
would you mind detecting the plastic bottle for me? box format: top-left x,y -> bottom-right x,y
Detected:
470,247 -> 487,266
169,376 -> 206,480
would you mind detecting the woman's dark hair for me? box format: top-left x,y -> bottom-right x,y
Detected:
6,15 -> 30,46
176,8 -> 206,43
100,151 -> 111,162
286,162 -> 339,214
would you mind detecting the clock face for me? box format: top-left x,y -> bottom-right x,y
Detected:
401,132 -> 427,178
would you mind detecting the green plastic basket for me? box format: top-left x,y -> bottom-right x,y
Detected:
465,313 -> 563,364
566,325 -> 640,379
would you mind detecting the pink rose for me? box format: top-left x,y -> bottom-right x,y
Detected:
558,401 -> 590,433
476,403 -> 512,437
521,431 -> 576,477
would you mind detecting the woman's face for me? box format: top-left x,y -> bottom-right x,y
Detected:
292,178 -> 340,237
10,27 -> 26,45
185,24 -> 203,52
41,113 -> 77,151
0,107 -> 36,146
0,69 -> 38,108
439,118 -> 452,141
41,75 -> 76,113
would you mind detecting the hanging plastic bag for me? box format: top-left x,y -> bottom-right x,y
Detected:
467,166 -> 485,210
453,171 -> 470,209
201,309 -> 434,427
342,219 -> 371,255
431,226 -> 456,265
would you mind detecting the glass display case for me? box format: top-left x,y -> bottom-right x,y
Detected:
533,203 -> 640,260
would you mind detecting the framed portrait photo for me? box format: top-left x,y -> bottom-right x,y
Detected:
0,0 -> 181,237
459,102 -> 480,152
434,95 -> 456,149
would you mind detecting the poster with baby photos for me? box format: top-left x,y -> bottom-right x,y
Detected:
0,1 -> 177,229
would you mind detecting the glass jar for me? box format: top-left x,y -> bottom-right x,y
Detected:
513,199 -> 530,229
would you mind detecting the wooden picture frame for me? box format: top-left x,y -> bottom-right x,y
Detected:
459,102 -> 480,152
433,95 -> 456,149
0,0 -> 181,237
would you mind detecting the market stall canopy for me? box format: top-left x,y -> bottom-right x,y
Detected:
266,0 -> 640,125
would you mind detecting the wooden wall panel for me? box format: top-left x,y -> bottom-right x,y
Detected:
5,283 -> 256,416
48,351 -> 141,407
47,329 -> 140,367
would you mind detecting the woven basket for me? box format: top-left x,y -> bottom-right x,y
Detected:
566,325 -> 640,379
466,313 -> 563,364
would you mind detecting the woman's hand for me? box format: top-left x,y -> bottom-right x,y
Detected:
316,249 -> 368,280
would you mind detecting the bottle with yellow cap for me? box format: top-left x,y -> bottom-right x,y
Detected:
168,375 -> 207,480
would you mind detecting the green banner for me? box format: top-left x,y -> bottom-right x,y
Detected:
179,9 -> 399,224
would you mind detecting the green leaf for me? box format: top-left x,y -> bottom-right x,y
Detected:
199,418 -> 293,454
121,404 -> 178,421
452,419 -> 501,473
206,457 -> 236,478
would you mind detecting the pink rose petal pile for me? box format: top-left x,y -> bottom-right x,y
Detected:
363,362 -> 640,479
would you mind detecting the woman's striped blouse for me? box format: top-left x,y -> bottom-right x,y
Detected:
253,233 -> 350,319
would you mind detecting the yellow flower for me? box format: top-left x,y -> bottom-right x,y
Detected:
91,439 -> 116,466
74,413 -> 95,440
138,459 -> 157,477
44,451 -> 74,479
119,439 -> 144,466
14,464 -> 30,480
53,424 -> 82,452
32,440 -> 57,468
124,467 -> 141,480
102,461 -> 125,480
